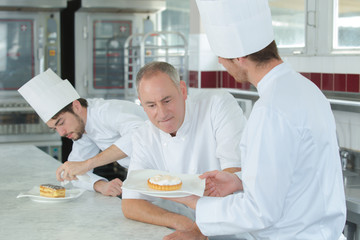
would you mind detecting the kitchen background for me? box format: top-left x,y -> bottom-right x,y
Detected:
0,0 -> 359,238
187,0 -> 360,158
0,0 -> 359,176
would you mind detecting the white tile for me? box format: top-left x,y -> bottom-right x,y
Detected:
199,52 -> 221,71
336,121 -> 351,149
350,112 -> 360,151
188,33 -> 221,71
333,110 -> 351,149
284,55 -> 360,74
334,111 -> 360,151
350,124 -> 360,151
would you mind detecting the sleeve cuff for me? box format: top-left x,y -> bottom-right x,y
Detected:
113,135 -> 132,156
235,170 -> 242,180
71,172 -> 108,191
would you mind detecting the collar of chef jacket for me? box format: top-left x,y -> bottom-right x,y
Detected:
84,99 -> 105,136
84,100 -> 93,134
256,62 -> 287,97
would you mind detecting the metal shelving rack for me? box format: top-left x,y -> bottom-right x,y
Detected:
124,31 -> 188,99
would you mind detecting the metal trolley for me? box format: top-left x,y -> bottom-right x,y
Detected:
124,31 -> 188,99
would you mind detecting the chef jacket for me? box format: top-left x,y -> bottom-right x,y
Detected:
68,98 -> 147,191
122,89 -> 247,200
196,63 -> 346,239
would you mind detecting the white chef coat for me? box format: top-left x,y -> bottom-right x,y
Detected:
122,89 -> 247,200
68,98 -> 147,191
196,63 -> 346,239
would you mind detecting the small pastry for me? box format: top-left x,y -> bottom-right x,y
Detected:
147,174 -> 182,191
40,184 -> 66,198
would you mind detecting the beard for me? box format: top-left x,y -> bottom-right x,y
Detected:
62,113 -> 86,141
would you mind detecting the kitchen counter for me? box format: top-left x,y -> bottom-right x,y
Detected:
0,145 -> 173,240
2,144 -> 357,239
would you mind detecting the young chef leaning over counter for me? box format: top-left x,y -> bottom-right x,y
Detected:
121,61 -> 248,239
18,69 -> 147,196
163,0 -> 347,240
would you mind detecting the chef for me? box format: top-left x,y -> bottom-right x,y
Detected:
121,61 -> 248,239
163,0 -> 347,239
18,69 -> 147,196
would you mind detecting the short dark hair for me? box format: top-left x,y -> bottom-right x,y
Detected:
247,40 -> 280,66
52,98 -> 88,119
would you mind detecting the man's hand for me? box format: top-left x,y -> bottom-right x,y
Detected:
56,161 -> 91,181
163,222 -> 208,240
94,178 -> 123,197
56,145 -> 128,182
201,170 -> 243,197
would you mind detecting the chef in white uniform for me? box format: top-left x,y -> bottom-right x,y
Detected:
163,0 -> 347,239
121,61 -> 247,238
18,69 -> 147,196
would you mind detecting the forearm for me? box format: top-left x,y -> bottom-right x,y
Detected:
122,199 -> 194,230
87,144 -> 127,170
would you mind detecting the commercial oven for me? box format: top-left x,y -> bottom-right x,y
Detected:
75,0 -> 166,100
0,0 -> 66,161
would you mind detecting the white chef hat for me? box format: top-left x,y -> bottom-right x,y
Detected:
196,0 -> 274,58
18,68 -> 80,123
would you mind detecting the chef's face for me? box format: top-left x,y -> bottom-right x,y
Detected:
138,71 -> 187,136
46,111 -> 85,141
218,57 -> 249,83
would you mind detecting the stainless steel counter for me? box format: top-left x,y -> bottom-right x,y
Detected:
344,172 -> 360,233
0,145 -> 173,240
341,170 -> 360,239
345,175 -> 360,213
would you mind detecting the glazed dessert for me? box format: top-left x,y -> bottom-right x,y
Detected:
147,174 -> 182,191
40,184 -> 66,198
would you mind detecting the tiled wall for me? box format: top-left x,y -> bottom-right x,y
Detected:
300,73 -> 360,93
189,70 -> 360,93
189,71 -> 251,89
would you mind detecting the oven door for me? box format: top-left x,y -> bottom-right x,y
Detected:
0,11 -> 61,98
75,12 -> 138,99
0,12 -> 37,96
75,11 -> 158,99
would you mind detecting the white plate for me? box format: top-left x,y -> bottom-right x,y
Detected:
17,186 -> 86,203
122,169 -> 205,198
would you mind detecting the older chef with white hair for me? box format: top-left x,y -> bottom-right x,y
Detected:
18,69 -> 147,196
164,0 -> 347,239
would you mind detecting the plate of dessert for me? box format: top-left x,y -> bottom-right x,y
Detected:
17,184 -> 86,203
122,169 -> 205,198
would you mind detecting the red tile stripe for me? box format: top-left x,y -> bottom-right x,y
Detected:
189,70 -> 360,93
302,72 -> 360,93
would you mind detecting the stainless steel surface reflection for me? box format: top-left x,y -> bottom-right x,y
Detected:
344,170 -> 359,178
343,170 -> 360,189
345,178 -> 360,189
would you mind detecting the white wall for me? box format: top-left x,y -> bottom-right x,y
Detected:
333,110 -> 360,152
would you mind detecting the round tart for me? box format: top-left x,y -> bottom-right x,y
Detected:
147,174 -> 182,191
